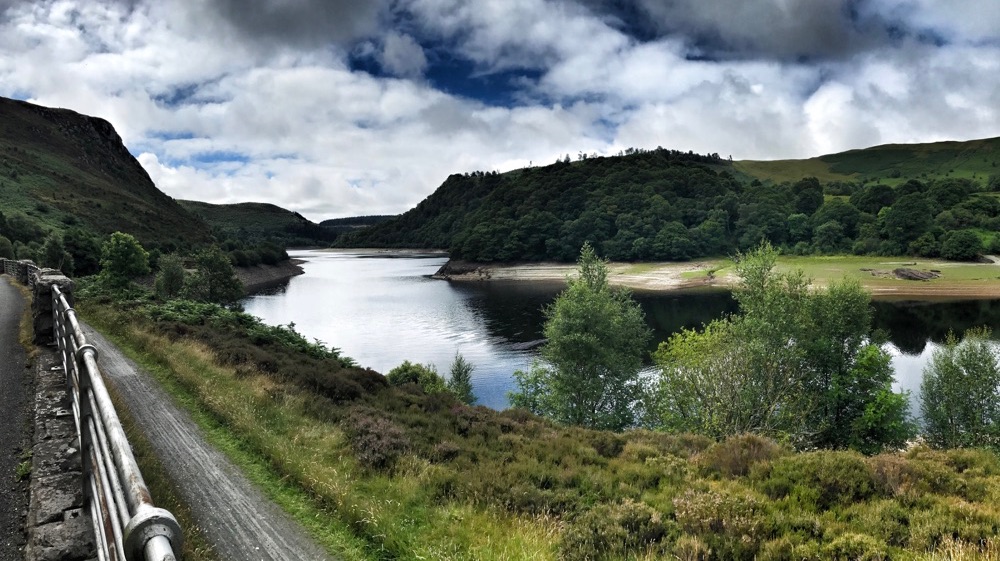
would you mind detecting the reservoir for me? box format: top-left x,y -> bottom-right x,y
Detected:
244,249 -> 1000,412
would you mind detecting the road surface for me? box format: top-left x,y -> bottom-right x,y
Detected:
81,323 -> 334,561
0,277 -> 30,561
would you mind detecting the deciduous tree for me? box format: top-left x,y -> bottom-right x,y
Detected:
0,235 -> 12,259
447,353 -> 476,405
921,327 -> 1000,449
155,253 -> 186,300
183,246 -> 244,306
510,243 -> 650,431
940,229 -> 983,261
653,243 -> 912,451
100,232 -> 149,284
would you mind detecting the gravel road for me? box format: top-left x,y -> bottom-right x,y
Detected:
81,323 -> 334,561
0,277 -> 30,561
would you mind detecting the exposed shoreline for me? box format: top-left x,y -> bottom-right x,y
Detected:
236,259 -> 305,294
433,256 -> 1000,300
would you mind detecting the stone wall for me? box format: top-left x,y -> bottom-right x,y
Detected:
26,350 -> 95,561
2,261 -> 96,560
0,258 -> 40,286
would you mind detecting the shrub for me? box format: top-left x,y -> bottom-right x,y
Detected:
822,533 -> 887,561
945,448 -> 1000,475
430,440 -> 460,463
560,499 -> 673,560
342,406 -> 410,471
672,487 -> 769,560
697,434 -> 785,478
757,451 -> 878,510
672,535 -> 711,561
386,361 -> 448,394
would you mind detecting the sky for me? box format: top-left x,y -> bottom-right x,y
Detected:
1,1 -> 999,221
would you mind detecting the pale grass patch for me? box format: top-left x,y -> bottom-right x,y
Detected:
9,278 -> 38,358
419,505 -> 561,561
919,537 -> 1000,560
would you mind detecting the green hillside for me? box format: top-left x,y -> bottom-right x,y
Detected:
735,136 -> 1000,185
178,200 -> 338,247
0,96 -> 212,248
319,215 -> 395,229
342,141 -> 1000,263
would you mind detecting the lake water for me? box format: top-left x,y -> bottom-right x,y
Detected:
243,249 -> 1000,412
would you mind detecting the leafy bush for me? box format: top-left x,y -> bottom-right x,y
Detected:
697,434 -> 785,478
386,361 -> 448,394
921,328 -> 1000,449
342,406 -> 410,471
757,451 -> 878,510
560,499 -> 673,561
822,533 -> 887,561
672,487 -> 769,560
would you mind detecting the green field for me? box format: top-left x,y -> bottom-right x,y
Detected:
732,255 -> 1000,299
735,136 -> 1000,186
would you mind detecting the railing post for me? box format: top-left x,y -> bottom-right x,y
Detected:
32,268 -> 74,345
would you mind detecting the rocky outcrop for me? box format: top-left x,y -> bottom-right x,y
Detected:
236,259 -> 305,294
432,259 -> 493,280
893,268 -> 940,281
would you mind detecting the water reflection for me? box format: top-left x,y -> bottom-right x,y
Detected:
871,299 -> 1000,355
244,250 -> 1000,411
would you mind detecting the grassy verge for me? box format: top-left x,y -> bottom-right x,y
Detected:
76,295 -> 1000,561
83,306 -> 377,560
7,276 -> 37,359
79,303 -> 555,561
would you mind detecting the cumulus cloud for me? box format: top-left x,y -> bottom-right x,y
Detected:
877,0 -> 1000,43
572,0 -> 893,60
0,0 -> 999,222
202,0 -> 387,47
379,32 -> 428,78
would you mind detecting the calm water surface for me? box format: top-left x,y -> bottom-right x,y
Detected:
244,249 -> 1000,411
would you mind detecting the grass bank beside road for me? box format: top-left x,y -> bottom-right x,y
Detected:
74,290 -> 1000,561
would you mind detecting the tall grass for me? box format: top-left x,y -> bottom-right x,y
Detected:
81,303 -> 558,560
78,299 -> 1000,561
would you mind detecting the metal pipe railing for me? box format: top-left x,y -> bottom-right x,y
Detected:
50,284 -> 183,561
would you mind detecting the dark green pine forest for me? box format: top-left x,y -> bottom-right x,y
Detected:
342,140 -> 1000,262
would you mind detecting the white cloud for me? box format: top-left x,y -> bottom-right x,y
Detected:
0,0 -> 999,223
380,32 -> 427,78
876,0 -> 1000,43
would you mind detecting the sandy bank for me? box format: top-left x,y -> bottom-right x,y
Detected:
434,257 -> 1000,300
434,259 -> 731,293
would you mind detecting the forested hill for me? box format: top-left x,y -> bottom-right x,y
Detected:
340,150 -> 740,261
0,96 -> 212,248
178,200 -> 339,247
340,140 -> 1000,262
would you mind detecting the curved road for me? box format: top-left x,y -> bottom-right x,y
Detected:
0,277 -> 30,561
80,324 -> 333,561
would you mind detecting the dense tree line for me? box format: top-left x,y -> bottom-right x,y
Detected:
343,149 -> 1000,262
